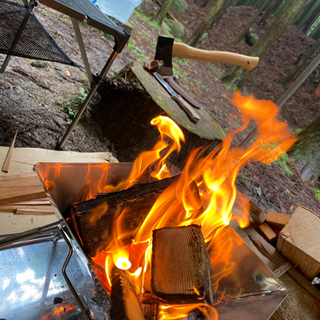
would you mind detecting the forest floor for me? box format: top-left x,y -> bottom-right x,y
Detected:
1,0 -> 320,216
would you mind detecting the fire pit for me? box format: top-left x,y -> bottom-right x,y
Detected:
0,92 -> 296,319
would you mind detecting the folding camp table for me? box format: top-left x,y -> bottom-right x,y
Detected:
0,0 -> 130,149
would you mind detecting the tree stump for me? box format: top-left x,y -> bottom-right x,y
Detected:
93,60 -> 224,169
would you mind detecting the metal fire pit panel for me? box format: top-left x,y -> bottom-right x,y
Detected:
0,226 -> 111,320
33,162 -> 288,319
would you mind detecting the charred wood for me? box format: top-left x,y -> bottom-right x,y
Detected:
74,175 -> 179,257
111,267 -> 145,320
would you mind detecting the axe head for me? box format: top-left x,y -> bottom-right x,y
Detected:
154,35 -> 174,76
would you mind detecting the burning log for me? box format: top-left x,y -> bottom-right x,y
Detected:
111,267 -> 145,320
151,225 -> 214,305
74,175 -> 179,257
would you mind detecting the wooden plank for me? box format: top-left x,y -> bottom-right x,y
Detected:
258,222 -> 277,243
2,129 -> 18,173
0,174 -> 46,205
266,211 -> 290,230
151,225 -> 213,305
0,146 -> 118,177
277,204 -> 320,280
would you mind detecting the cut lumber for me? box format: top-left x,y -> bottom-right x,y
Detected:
15,208 -> 54,215
0,204 -> 53,213
2,129 -> 18,173
111,267 -> 145,320
258,222 -> 277,243
0,173 -> 46,205
151,225 -> 213,305
249,201 -> 266,224
266,211 -> 290,230
277,204 -> 320,280
74,175 -> 179,257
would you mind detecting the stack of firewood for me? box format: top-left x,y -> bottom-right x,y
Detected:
0,172 -> 54,215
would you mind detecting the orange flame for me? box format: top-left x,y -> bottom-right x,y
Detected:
92,92 -> 296,319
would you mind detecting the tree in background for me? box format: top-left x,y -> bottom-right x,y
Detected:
221,0 -> 311,90
153,0 -> 174,25
259,0 -> 277,25
289,114 -> 320,187
281,36 -> 320,85
186,0 -> 233,47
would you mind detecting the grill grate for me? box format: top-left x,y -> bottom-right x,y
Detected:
0,0 -> 77,66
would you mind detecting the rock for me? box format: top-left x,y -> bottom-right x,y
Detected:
163,19 -> 185,38
30,60 -> 47,68
245,32 -> 259,46
170,0 -> 188,12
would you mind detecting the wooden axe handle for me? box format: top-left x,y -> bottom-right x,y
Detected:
172,43 -> 259,71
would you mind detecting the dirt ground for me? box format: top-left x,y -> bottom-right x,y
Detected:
1,0 -> 320,215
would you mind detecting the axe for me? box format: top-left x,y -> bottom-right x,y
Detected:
155,36 -> 259,77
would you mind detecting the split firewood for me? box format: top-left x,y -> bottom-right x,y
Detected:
266,211 -> 290,230
111,267 -> 145,320
1,129 -> 18,173
0,173 -> 47,205
258,222 -> 277,243
249,201 -> 266,224
74,175 -> 179,257
15,207 -> 54,215
151,225 -> 213,305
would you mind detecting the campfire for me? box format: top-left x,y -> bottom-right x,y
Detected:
35,91 -> 295,319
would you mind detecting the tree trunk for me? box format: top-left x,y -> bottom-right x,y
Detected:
281,36 -> 320,86
221,0 -> 310,90
259,0 -> 277,25
293,0 -> 320,33
153,0 -> 174,25
289,115 -> 320,187
232,0 -> 269,45
186,0 -> 233,47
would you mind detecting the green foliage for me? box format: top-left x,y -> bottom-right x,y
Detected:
172,61 -> 188,78
127,38 -> 147,59
238,169 -> 252,184
288,99 -> 295,105
197,32 -> 208,47
312,188 -> 320,200
275,152 -> 295,176
59,87 -> 89,124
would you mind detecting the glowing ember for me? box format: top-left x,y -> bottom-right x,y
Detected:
90,92 -> 296,319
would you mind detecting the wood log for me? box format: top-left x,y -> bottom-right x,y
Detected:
266,211 -> 290,230
151,225 -> 213,305
0,173 -> 46,205
277,204 -> 320,280
249,201 -> 266,224
93,60 -> 224,169
111,267 -> 145,320
74,175 -> 179,257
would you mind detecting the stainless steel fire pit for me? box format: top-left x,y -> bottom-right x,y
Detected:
0,162 -> 288,320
